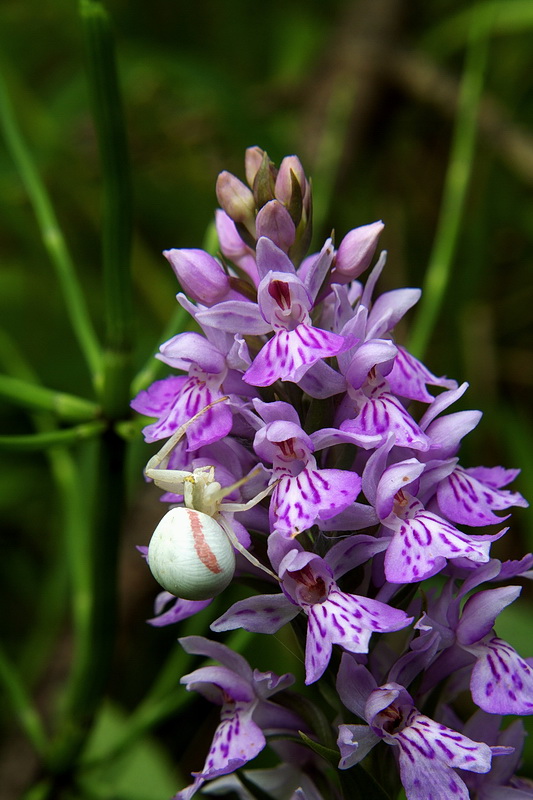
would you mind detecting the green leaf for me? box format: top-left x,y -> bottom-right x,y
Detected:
236,769 -> 278,800
298,730 -> 339,766
297,732 -> 391,800
78,701 -> 179,799
337,763 -> 392,800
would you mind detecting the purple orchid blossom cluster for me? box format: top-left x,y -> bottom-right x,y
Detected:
132,147 -> 532,800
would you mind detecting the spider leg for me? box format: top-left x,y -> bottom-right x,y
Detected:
144,396 -> 229,473
219,479 -> 278,513
217,515 -> 279,581
144,467 -> 191,494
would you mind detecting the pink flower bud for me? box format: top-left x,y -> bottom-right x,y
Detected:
215,171 -> 256,228
256,200 -> 296,253
334,221 -> 384,281
275,155 -> 307,206
163,248 -> 230,306
245,146 -> 265,188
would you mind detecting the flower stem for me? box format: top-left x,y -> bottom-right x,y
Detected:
0,647 -> 47,755
0,72 -> 103,388
408,18 -> 491,360
0,374 -> 100,421
47,430 -> 125,777
79,0 -> 134,420
0,421 -> 107,451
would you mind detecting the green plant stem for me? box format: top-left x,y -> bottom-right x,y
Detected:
0,647 -> 48,755
0,74 -> 103,388
0,421 -> 106,451
80,0 -> 134,420
0,374 -> 100,421
0,332 -> 121,791
41,4 -> 134,780
48,430 -> 125,777
0,334 -> 95,693
407,19 -> 490,360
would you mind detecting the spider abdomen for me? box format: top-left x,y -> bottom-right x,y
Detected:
147,507 -> 236,600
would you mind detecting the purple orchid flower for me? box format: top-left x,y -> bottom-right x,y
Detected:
337,371 -> 432,451
195,238 -> 354,386
251,400 -> 362,537
133,148 -> 533,800
336,655 -> 512,800
130,332 -> 235,449
328,265 -> 451,448
211,532 -> 412,684
371,457 -> 507,583
174,636 -> 299,800
423,581 -> 533,715
460,710 -> 533,798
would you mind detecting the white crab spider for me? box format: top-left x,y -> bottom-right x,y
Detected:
144,399 -> 278,601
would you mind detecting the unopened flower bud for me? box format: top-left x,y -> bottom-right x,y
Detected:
216,171 -> 256,233
163,248 -> 230,306
256,200 -> 296,253
251,151 -> 277,211
275,155 -> 307,206
334,221 -> 384,281
245,146 -> 266,188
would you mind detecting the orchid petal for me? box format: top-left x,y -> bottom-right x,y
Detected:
270,467 -> 361,537
387,346 -> 457,403
384,512 -> 506,583
457,586 -> 522,646
244,325 -> 352,386
438,467 -> 527,526
210,594 -> 299,635
148,594 -> 212,627
340,388 -> 430,451
131,376 -> 187,417
470,638 -> 533,715
366,288 -> 421,340
337,724 -> 380,769
197,301 -> 272,334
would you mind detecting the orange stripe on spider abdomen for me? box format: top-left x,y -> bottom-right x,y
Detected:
187,509 -> 222,574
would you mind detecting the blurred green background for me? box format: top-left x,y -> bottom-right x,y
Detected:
1,0 -> 533,797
